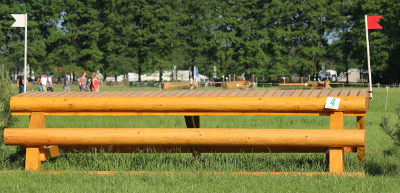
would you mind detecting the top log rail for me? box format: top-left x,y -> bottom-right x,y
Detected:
10,89 -> 368,116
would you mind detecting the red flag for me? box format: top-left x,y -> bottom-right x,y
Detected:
367,16 -> 383,29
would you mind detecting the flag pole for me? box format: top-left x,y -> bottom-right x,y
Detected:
365,15 -> 373,99
23,13 -> 27,93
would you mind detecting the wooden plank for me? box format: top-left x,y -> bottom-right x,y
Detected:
358,89 -> 368,97
217,90 -> 233,97
244,90 -> 260,97
112,91 -> 127,97
319,90 -> 331,97
339,90 -> 350,97
208,90 -> 224,97
182,91 -> 196,97
102,91 -> 121,97
47,92 -> 67,97
156,91 -> 172,97
290,90 -> 304,97
309,90 -> 322,97
235,90 -> 250,97
174,91 -> 189,97
281,90 -> 295,97
146,91 -> 162,97
130,91 -> 145,97
349,89 -> 360,97
200,90 -> 216,97
227,90 -> 241,97
329,90 -> 341,97
191,91 -> 206,97
163,91 -> 179,97
329,112 -> 345,173
137,91 -> 154,97
300,90 -> 312,97
272,90 -> 286,97
254,90 -> 269,97
119,91 -> 136,97
16,92 -> 32,97
23,92 -> 41,97
263,90 -> 277,97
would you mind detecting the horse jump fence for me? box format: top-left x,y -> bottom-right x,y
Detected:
4,89 -> 369,175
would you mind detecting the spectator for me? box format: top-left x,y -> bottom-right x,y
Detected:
47,73 -> 54,92
17,71 -> 25,94
40,73 -> 48,92
36,74 -> 43,91
64,73 -> 70,92
93,73 -> 99,92
80,72 -> 88,92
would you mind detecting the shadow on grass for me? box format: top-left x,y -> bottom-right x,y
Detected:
365,158 -> 399,176
2,146 -> 26,170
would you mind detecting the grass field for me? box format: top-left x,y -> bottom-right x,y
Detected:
1,84 -> 399,192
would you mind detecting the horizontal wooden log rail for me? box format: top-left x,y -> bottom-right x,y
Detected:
4,128 -> 365,147
10,96 -> 367,115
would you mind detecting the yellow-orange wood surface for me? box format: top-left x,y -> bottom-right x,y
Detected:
10,96 -> 367,114
329,112 -> 345,173
4,128 -> 365,147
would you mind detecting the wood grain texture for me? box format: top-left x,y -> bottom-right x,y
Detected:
12,112 -> 367,117
4,128 -> 365,147
10,96 -> 368,114
329,112 -> 345,173
357,116 -> 366,164
290,90 -> 304,97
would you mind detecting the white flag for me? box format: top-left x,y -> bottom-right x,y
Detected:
11,14 -> 26,27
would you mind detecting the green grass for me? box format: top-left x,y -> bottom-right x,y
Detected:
1,86 -> 399,192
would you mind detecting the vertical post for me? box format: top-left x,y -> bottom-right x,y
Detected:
184,116 -> 200,161
25,112 -> 45,171
24,13 -> 28,93
365,15 -> 373,99
329,112 -> 345,173
357,116 -> 366,164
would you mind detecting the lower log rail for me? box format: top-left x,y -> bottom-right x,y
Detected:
4,128 -> 365,147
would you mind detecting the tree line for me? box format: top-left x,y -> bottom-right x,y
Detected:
0,0 -> 399,83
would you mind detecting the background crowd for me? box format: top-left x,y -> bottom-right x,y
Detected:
17,72 -> 100,94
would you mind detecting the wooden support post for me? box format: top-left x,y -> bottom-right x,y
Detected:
26,112 -> 45,171
26,112 -> 60,171
329,112 -> 345,173
25,147 -> 41,171
357,116 -> 365,165
184,116 -> 201,161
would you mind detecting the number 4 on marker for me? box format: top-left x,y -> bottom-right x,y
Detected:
330,98 -> 335,106
325,97 -> 340,110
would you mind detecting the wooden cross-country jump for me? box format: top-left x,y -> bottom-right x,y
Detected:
4,89 -> 369,175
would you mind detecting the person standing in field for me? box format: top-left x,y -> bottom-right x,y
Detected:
92,72 -> 100,92
80,72 -> 88,91
40,73 -> 48,92
17,71 -> 29,94
36,74 -> 43,91
47,73 -> 54,92
64,73 -> 71,92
